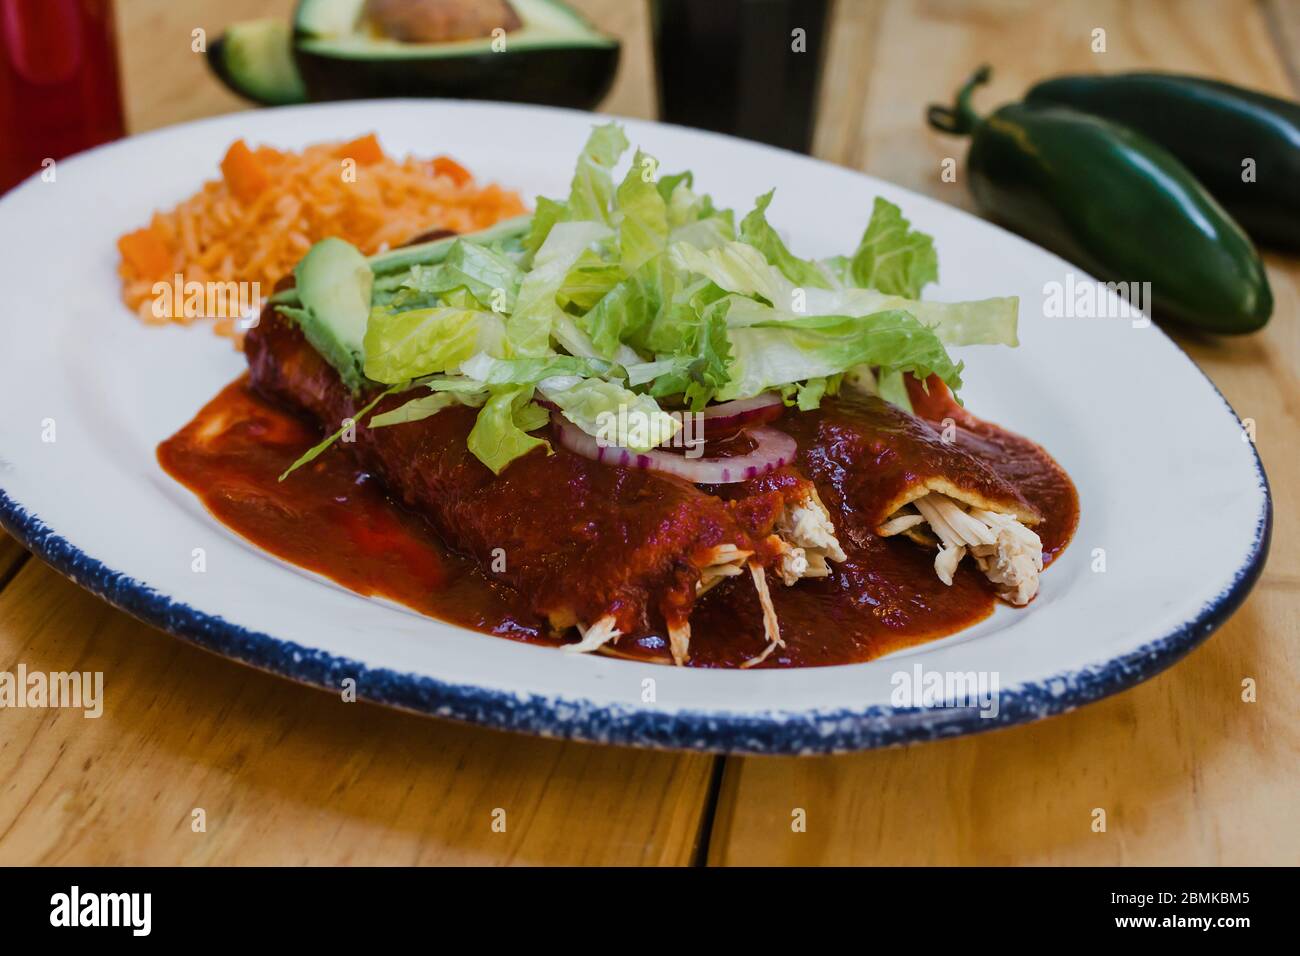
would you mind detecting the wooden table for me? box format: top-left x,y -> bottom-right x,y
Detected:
0,0 -> 1295,865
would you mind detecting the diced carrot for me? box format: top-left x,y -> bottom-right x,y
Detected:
220,139 -> 271,204
117,227 -> 173,278
254,145 -> 285,164
335,133 -> 386,166
432,155 -> 472,187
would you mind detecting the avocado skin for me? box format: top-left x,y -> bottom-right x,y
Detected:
293,43 -> 619,110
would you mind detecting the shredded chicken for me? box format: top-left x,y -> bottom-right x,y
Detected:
887,492 -> 1043,605
562,615 -> 621,654
773,489 -> 847,586
740,561 -> 784,668
564,490 -> 847,667
666,619 -> 692,667
695,543 -> 752,597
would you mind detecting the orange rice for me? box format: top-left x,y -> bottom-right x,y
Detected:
116,134 -> 528,341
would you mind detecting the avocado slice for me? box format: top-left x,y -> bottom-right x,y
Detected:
206,19 -> 308,106
270,214 -> 533,310
280,238 -> 374,392
292,0 -> 619,110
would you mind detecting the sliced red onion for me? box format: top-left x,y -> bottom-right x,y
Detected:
552,413 -> 796,484
698,392 -> 784,434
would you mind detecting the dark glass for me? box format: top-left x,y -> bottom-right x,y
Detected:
0,0 -> 125,194
650,0 -> 830,153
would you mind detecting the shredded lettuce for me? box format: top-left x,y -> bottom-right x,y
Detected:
278,385 -> 400,481
558,249 -> 624,312
363,306 -> 506,384
459,353 -> 611,384
616,150 -> 670,273
846,197 -> 939,298
875,368 -> 914,412
393,240 -> 523,314
541,378 -> 679,451
730,289 -> 1020,348
566,123 -> 629,226
278,122 -> 1022,476
580,277 -> 653,359
718,309 -> 962,401
368,392 -> 459,428
739,191 -> 832,290
523,195 -> 567,260
668,240 -> 791,308
508,220 -> 612,357
467,386 -> 552,475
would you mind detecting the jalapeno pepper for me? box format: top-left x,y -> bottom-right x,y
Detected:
928,67 -> 1272,334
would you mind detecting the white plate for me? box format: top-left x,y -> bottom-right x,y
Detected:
0,100 -> 1270,753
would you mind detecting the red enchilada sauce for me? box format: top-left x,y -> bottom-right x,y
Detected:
159,377 -> 1078,668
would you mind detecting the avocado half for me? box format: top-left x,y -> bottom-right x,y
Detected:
210,0 -> 620,110
207,19 -> 309,106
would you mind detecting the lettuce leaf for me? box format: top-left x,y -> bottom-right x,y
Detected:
739,190 -> 832,290
368,392 -> 458,428
467,386 -> 551,475
523,195 -> 568,260
566,123 -> 629,226
363,306 -> 506,383
616,150 -> 670,273
579,277 -> 653,359
732,288 -> 1020,347
875,368 -> 913,412
558,248 -> 625,312
668,240 -> 792,308
541,377 -> 680,451
718,309 -> 962,401
848,197 -> 939,298
521,124 -> 628,259
508,220 -> 612,357
459,353 -> 610,385
656,170 -> 693,206
278,385 -> 400,481
394,240 -> 523,314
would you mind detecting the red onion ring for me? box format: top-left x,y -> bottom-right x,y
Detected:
698,392 -> 784,433
552,412 -> 796,484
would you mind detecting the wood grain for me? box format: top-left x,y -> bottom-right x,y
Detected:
710,0 -> 1300,866
0,559 -> 712,865
113,0 -> 298,134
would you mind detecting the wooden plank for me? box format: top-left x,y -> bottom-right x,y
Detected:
711,0 -> 1300,866
114,0 -> 298,134
568,0 -> 658,120
1263,0 -> 1300,93
810,0 -> 885,167
0,559 -> 713,865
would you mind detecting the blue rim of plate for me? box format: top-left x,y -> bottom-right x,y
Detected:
0,388 -> 1270,754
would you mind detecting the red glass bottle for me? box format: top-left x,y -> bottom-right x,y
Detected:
0,0 -> 125,194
